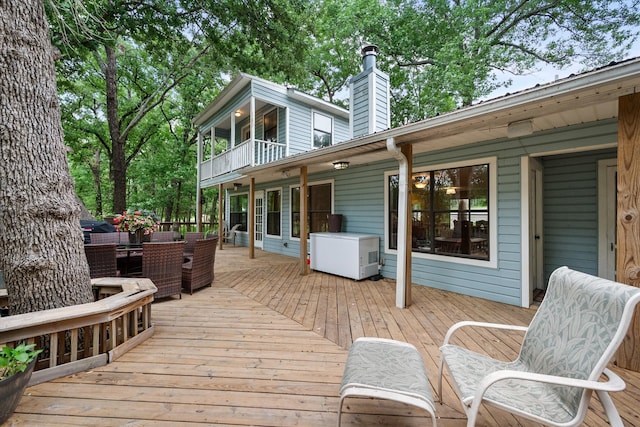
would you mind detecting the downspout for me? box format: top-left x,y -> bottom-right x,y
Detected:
386,137 -> 411,308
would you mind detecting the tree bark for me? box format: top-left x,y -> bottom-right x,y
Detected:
104,44 -> 127,214
0,0 -> 94,314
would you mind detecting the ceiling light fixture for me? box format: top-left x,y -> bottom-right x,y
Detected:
333,161 -> 350,170
446,187 -> 456,195
234,110 -> 242,117
507,119 -> 533,138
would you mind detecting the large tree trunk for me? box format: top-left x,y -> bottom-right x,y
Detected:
0,0 -> 94,314
104,44 -> 127,214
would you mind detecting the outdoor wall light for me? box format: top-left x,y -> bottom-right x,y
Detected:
333,161 -> 350,170
507,119 -> 533,138
233,183 -> 242,191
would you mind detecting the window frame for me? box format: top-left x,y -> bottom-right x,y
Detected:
263,108 -> 278,142
265,187 -> 282,238
289,179 -> 334,240
384,157 -> 497,268
311,110 -> 333,149
228,192 -> 249,233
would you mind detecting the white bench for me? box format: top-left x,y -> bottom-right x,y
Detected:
338,337 -> 437,426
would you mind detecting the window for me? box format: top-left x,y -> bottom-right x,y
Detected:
291,182 -> 332,238
313,112 -> 333,148
229,193 -> 248,232
266,189 -> 281,236
263,109 -> 278,142
388,163 -> 490,260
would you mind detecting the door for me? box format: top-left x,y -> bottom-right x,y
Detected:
529,158 -> 544,297
254,191 -> 264,249
598,159 -> 617,280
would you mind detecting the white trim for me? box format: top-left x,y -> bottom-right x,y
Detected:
228,191 -> 250,235
311,110 -> 334,149
285,107 -> 290,157
383,157 -> 498,269
263,107 -> 278,142
520,157 -> 530,308
598,158 -> 618,279
288,179 -> 335,241
265,187 -> 283,239
348,79 -> 354,139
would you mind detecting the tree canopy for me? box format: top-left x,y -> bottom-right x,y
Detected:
56,0 -> 640,217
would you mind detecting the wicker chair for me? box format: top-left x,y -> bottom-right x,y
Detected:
90,232 -> 125,244
182,237 -> 218,295
142,241 -> 186,300
183,232 -> 204,257
151,231 -> 175,242
84,243 -> 118,279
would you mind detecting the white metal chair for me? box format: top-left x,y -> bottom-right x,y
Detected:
438,266 -> 640,427
223,223 -> 241,246
338,337 -> 437,427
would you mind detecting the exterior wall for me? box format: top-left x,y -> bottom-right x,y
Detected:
541,148 -> 616,282
200,85 -> 252,133
231,119 -> 619,307
351,76 -> 370,138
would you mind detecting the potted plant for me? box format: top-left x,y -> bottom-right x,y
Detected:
0,343 -> 41,423
113,209 -> 160,244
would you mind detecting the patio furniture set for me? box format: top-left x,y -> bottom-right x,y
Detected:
338,267 -> 640,427
84,231 -> 218,299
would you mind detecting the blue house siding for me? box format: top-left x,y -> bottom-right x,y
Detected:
200,85 -> 252,133
541,148 -> 617,282
233,119 -> 619,307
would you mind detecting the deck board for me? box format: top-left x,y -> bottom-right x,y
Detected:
7,246 -> 640,426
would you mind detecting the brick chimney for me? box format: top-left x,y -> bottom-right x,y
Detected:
349,44 -> 390,138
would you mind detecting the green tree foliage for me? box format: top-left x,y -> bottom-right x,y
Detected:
300,0 -> 639,125
54,0 -> 312,218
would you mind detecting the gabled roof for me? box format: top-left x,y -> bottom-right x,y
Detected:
192,73 -> 348,126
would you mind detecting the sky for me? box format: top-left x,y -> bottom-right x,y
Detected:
488,38 -> 640,99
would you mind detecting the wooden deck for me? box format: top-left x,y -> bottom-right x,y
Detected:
7,246 -> 640,426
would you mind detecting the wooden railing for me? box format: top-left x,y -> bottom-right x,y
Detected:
0,277 -> 156,386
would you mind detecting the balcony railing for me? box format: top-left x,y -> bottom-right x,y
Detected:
200,138 -> 286,181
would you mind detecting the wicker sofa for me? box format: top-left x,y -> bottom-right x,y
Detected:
182,237 -> 217,295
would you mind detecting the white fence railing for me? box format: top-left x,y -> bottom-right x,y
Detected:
207,139 -> 286,179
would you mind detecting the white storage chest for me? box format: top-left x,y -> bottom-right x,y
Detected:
310,232 -> 379,280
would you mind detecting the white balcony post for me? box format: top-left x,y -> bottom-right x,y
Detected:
250,96 -> 256,166
230,111 -> 235,150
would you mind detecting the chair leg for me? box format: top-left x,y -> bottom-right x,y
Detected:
596,390 -> 623,427
336,395 -> 345,427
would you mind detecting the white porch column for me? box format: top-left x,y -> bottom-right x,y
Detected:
250,96 -> 256,166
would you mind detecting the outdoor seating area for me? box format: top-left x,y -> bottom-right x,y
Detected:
6,247 -> 640,426
84,231 -> 216,297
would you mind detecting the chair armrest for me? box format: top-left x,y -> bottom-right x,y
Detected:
472,367 -> 626,407
442,320 -> 528,346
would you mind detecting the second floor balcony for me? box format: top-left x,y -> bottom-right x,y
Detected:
200,137 -> 286,181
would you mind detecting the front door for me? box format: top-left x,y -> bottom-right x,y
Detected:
254,191 -> 264,249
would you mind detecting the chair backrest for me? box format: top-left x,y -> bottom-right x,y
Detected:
84,243 -> 117,278
151,231 -> 175,242
519,267 -> 640,415
142,241 -> 186,299
90,232 -> 123,244
184,232 -> 204,254
184,238 -> 218,292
